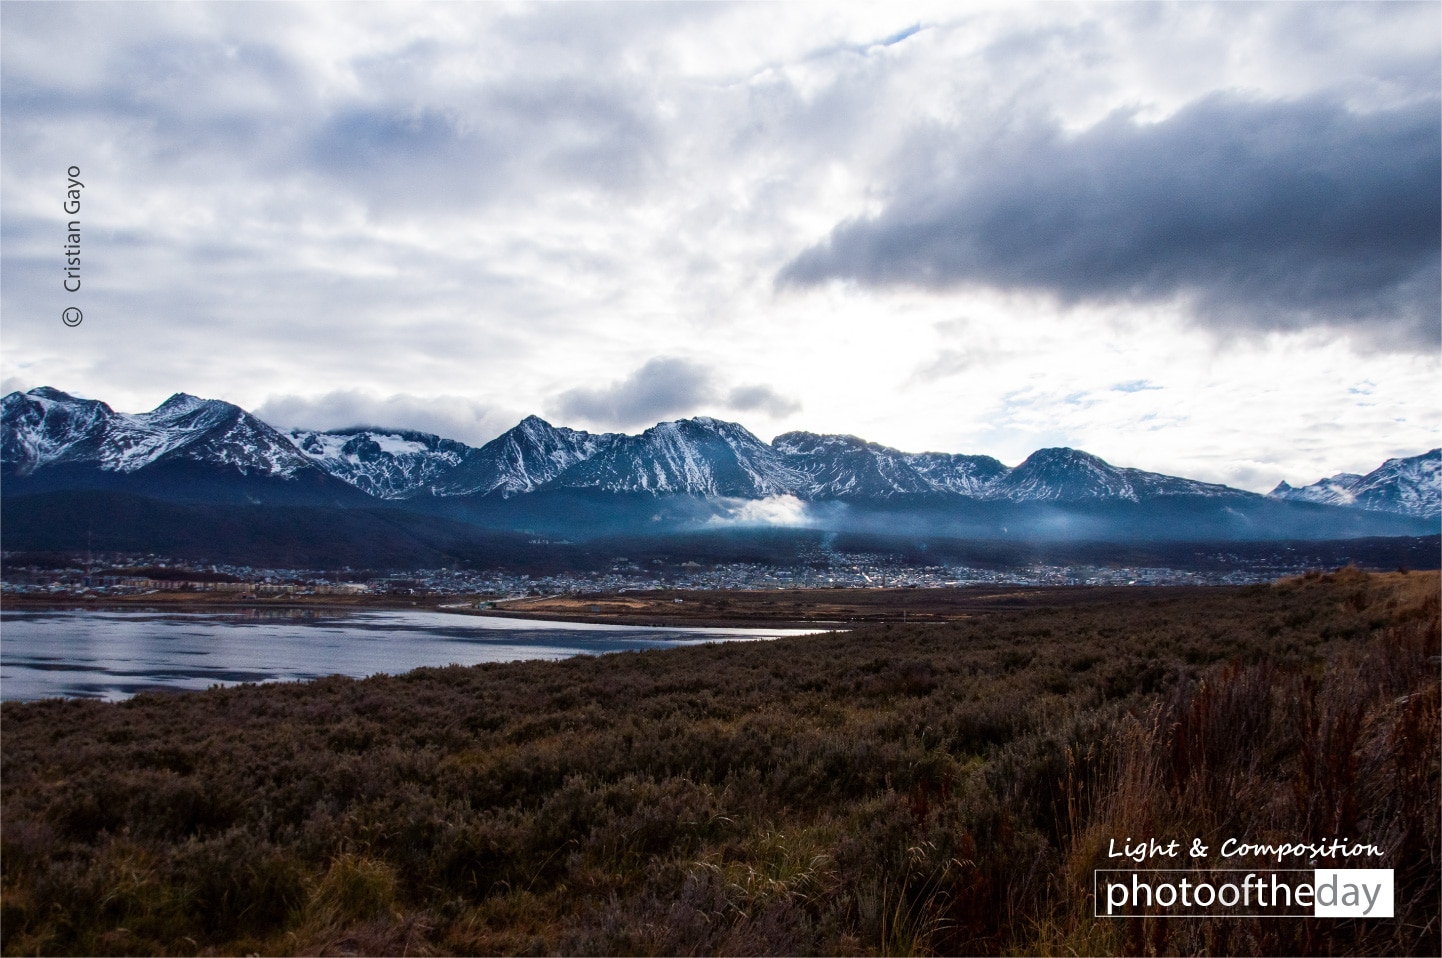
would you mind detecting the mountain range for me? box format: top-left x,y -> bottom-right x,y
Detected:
2,387 -> 1438,557
1269,454 -> 1440,520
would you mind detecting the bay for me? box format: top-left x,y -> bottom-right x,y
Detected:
0,609 -> 818,702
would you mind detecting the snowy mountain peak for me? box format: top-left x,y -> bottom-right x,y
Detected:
1269,473 -> 1363,507
773,431 -> 941,497
645,416 -> 761,445
1018,447 -> 1105,468
23,386 -> 106,407
1270,450 -> 1439,519
992,447 -> 1241,503
287,427 -> 471,499
1,388 -> 316,479
773,431 -> 873,454
411,415 -> 616,498
2,389 -> 119,476
154,391 -> 210,413
547,416 -> 804,496
996,447 -> 1137,502
147,395 -> 248,434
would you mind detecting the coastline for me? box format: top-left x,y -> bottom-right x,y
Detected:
1,581 -> 1248,630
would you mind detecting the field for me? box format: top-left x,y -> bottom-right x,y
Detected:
1,569 -> 1438,956
475,584 -> 1272,627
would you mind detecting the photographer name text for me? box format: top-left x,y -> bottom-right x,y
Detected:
63,166 -> 84,292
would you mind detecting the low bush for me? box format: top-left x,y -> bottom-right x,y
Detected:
2,571 -> 1437,955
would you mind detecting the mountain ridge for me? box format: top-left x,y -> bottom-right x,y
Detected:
1269,450 -> 1440,520
4,387 -> 1438,525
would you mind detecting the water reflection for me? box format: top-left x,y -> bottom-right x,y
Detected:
0,609 -> 815,702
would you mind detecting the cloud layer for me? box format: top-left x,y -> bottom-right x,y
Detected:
2,2 -> 1437,490
780,94 -> 1441,348
254,391 -> 518,447
552,358 -> 801,431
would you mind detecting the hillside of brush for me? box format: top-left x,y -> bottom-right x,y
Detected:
2,570 -> 1438,956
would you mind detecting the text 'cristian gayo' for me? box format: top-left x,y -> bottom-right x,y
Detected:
63,166 -> 83,292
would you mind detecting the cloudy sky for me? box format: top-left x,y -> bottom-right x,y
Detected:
2,1 -> 1438,491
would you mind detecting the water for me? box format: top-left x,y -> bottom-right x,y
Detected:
0,609 -> 818,702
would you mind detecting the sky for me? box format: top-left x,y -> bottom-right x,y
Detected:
2,1 -> 1438,492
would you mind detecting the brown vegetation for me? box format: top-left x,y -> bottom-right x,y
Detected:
2,570 -> 1437,956
485,584 -> 1213,628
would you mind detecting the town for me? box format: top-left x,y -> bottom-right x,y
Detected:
0,544 -> 1372,602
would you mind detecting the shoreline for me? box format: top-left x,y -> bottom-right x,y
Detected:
1,581 -> 1260,630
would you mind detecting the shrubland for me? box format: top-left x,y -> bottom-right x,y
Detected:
2,569 -> 1437,955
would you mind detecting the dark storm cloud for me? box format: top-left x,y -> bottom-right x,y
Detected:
553,358 -> 801,430
553,357 -> 716,430
725,384 -> 802,418
779,94 -> 1442,348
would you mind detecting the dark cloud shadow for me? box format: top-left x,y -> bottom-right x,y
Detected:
779,94 -> 1441,350
552,358 -> 802,430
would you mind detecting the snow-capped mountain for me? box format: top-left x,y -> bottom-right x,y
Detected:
1269,475 -> 1365,508
773,432 -> 1007,498
287,428 -> 476,500
990,448 -> 1243,503
549,418 -> 808,497
436,415 -> 618,498
4,387 -> 1436,534
3,388 -> 315,479
304,417 -> 1254,504
1270,450 -> 1441,519
1,387 -> 117,475
906,450 -> 1012,497
286,415 -> 610,500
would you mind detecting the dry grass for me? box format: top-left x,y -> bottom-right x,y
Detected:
3,571 -> 1437,955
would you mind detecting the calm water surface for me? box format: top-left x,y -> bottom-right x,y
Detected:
0,609 -> 817,702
